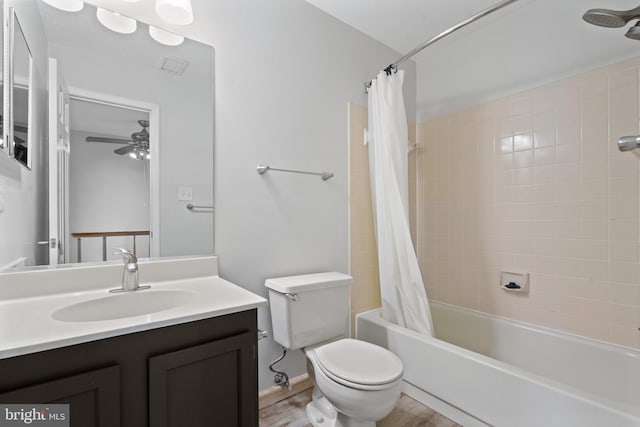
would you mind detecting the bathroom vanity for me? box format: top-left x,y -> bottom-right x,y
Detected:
0,256 -> 267,427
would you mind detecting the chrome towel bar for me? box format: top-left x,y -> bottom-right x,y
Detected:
186,203 -> 214,211
256,164 -> 334,181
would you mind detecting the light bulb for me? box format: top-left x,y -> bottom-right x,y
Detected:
129,151 -> 137,159
41,0 -> 84,12
155,0 -> 193,26
96,7 -> 137,34
149,25 -> 184,46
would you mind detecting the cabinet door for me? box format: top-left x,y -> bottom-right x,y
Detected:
0,365 -> 120,427
149,331 -> 256,427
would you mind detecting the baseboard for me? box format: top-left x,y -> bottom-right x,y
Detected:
258,373 -> 313,409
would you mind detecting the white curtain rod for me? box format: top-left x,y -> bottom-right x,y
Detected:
365,0 -> 521,92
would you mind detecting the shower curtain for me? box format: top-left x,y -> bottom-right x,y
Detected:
367,69 -> 433,335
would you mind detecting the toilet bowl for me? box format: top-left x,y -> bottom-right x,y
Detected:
304,338 -> 403,427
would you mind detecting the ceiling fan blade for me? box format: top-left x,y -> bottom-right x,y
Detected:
86,136 -> 132,144
114,145 -> 137,155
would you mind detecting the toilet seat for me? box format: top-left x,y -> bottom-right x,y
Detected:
311,339 -> 403,391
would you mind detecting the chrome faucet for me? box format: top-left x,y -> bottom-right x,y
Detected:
109,248 -> 150,293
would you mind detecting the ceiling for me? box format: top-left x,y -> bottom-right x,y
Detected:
305,0 -> 640,119
79,0 -> 640,119
69,98 -> 148,138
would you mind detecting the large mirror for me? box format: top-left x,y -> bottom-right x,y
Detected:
0,0 -> 214,270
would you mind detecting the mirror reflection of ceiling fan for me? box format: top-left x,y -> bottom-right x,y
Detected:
85,120 -> 150,160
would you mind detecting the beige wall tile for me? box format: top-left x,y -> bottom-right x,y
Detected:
610,304 -> 639,328
582,318 -> 610,341
583,280 -> 609,301
413,58 -> 640,349
610,282 -> 640,305
557,313 -> 582,335
610,324 -> 640,348
348,60 -> 640,350
348,102 -> 381,335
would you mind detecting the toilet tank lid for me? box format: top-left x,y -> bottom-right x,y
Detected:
265,272 -> 353,293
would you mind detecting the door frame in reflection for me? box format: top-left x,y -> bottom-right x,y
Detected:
67,86 -> 160,259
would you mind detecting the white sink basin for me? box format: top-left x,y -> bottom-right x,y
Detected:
52,289 -> 197,322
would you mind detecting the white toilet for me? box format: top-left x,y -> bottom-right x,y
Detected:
265,272 -> 403,427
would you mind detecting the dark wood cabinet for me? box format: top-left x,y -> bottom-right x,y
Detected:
149,331 -> 255,427
0,365 -> 120,427
0,309 -> 258,427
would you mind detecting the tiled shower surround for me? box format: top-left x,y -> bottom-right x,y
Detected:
349,103 -> 381,332
348,101 -> 417,332
416,57 -> 640,348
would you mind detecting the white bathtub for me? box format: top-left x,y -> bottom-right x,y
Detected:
356,302 -> 640,427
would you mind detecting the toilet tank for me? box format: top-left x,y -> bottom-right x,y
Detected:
265,272 -> 353,350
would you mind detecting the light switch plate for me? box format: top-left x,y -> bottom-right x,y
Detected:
178,186 -> 193,201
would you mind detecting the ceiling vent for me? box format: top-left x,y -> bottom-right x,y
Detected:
159,57 -> 189,76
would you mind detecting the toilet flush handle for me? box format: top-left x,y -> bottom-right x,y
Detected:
285,293 -> 298,301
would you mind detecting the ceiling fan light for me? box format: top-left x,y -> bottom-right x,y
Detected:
96,7 -> 137,34
129,151 -> 137,159
155,0 -> 193,26
41,0 -> 84,12
149,25 -> 184,46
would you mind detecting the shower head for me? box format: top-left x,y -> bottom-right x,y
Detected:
618,135 -> 640,151
626,21 -> 640,39
583,5 -> 640,28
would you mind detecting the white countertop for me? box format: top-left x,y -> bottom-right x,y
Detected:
0,257 -> 267,359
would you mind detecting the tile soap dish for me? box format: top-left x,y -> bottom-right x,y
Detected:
500,271 -> 529,293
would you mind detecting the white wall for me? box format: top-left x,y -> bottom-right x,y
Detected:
74,0 -> 416,390
68,130 -> 150,263
210,2 -> 410,389
0,0 -> 49,269
48,41 -> 214,258
210,1 -> 416,390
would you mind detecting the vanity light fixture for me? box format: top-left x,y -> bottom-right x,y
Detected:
41,0 -> 84,13
96,7 -> 137,34
155,0 -> 194,26
149,26 -> 184,46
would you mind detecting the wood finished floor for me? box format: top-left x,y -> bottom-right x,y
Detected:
259,389 -> 462,427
